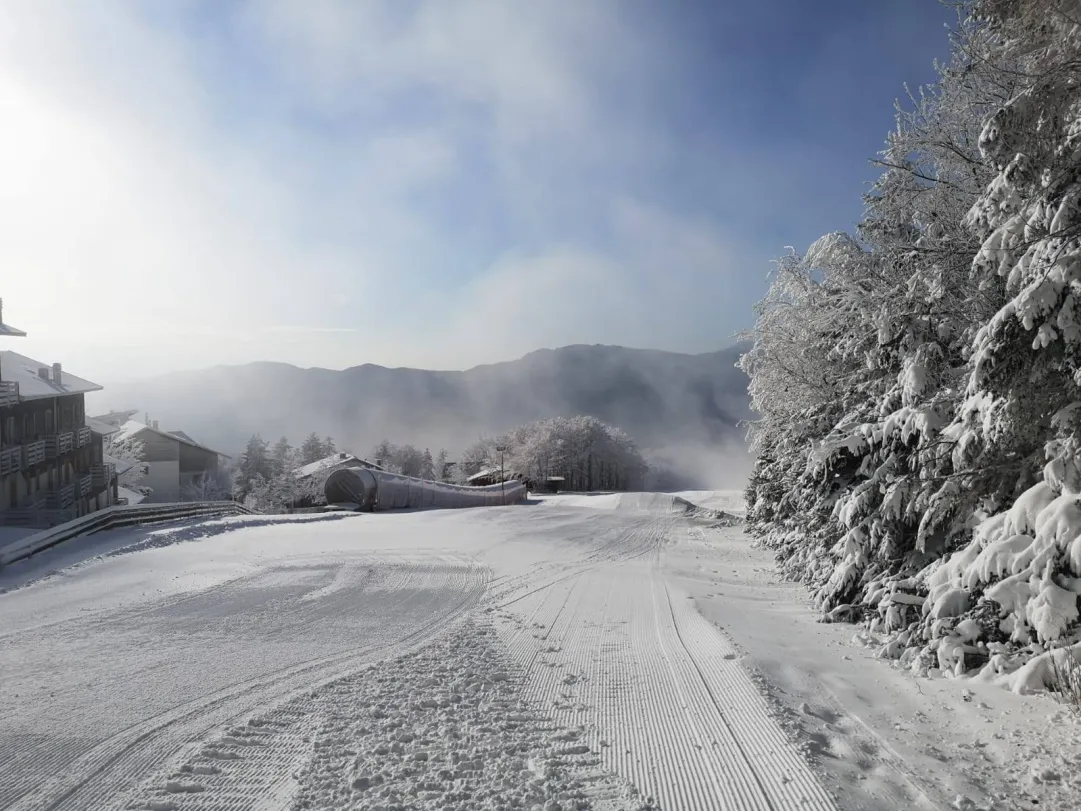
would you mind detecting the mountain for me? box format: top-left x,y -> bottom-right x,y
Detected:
91,344 -> 752,487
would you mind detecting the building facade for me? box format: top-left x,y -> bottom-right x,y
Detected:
109,420 -> 227,503
0,352 -> 116,528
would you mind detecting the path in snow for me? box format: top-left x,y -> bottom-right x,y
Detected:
493,517 -> 835,811
1,493 -> 840,811
0,550 -> 487,811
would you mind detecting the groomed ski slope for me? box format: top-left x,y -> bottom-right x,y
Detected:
3,495 -> 1077,811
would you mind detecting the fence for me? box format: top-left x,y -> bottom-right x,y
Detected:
0,501 -> 255,568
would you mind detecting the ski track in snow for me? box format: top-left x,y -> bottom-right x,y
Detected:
0,494 -> 844,811
493,517 -> 835,811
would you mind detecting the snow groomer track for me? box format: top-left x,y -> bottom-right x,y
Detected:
0,494 -> 837,811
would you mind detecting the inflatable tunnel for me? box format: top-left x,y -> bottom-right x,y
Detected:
324,467 -> 528,511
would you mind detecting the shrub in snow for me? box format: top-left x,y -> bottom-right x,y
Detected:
743,0 -> 1081,675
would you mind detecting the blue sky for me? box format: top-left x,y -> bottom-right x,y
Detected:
1,0 -> 957,381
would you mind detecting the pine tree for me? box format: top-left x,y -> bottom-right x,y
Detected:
300,433 -> 324,465
271,436 -> 293,477
435,449 -> 451,483
235,435 -> 271,499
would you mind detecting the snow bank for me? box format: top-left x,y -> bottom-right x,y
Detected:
539,491 -> 741,523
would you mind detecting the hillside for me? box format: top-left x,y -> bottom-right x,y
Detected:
91,344 -> 751,486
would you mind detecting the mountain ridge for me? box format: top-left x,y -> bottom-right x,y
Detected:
92,343 -> 752,487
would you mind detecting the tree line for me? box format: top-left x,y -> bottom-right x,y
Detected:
741,1 -> 1081,665
454,415 -> 648,491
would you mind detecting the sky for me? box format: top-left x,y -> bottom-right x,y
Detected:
1,0 -> 958,383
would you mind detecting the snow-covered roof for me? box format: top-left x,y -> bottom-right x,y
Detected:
0,351 -> 102,401
103,453 -> 134,476
115,420 -> 230,459
0,322 -> 27,337
89,409 -> 139,427
294,453 -> 383,479
467,467 -> 507,482
117,486 -> 146,505
86,417 -> 121,436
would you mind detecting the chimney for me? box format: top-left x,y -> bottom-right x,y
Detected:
152,420 -> 159,430
52,363 -> 62,385
0,297 -> 4,323
38,367 -> 50,380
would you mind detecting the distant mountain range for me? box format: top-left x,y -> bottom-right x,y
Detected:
92,344 -> 752,488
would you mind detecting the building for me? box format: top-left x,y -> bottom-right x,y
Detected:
109,420 -> 229,503
295,452 -> 384,481
465,467 -> 518,487
543,476 -> 566,493
0,351 -> 116,527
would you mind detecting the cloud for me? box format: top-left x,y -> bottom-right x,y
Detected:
0,0 -> 762,384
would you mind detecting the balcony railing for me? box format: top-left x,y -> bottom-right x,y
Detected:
45,483 -> 76,509
91,463 -> 116,489
79,474 -> 93,498
0,381 -> 19,408
0,445 -> 23,476
24,439 -> 46,466
76,426 -> 92,448
45,432 -> 74,459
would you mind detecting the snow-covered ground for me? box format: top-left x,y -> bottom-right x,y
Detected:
0,493 -> 1077,810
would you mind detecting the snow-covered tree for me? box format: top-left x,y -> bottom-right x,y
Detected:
742,0 -> 1081,670
435,448 -> 452,483
104,433 -> 151,495
495,416 -> 646,491
371,439 -> 394,469
367,441 -> 434,478
300,433 -> 325,465
457,439 -> 495,480
234,435 -> 272,500
420,448 -> 435,481
182,468 -> 232,502
271,436 -> 293,477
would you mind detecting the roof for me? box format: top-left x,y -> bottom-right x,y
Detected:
0,350 -> 102,401
0,322 -> 27,337
115,420 -> 230,459
89,409 -> 139,427
103,453 -> 134,476
467,466 -> 507,482
86,417 -> 121,436
294,452 -> 384,478
117,486 -> 146,505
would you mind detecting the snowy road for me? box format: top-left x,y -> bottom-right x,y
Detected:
1,499 -> 839,810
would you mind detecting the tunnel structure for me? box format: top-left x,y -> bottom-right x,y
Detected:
323,467 -> 528,511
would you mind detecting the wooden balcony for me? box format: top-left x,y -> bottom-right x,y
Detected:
0,381 -> 18,408
45,483 -> 76,509
79,474 -> 93,497
0,445 -> 23,476
76,425 -> 92,448
24,439 -> 46,466
45,431 -> 75,459
91,463 -> 116,489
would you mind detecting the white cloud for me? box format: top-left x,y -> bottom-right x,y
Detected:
0,0 -> 746,385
